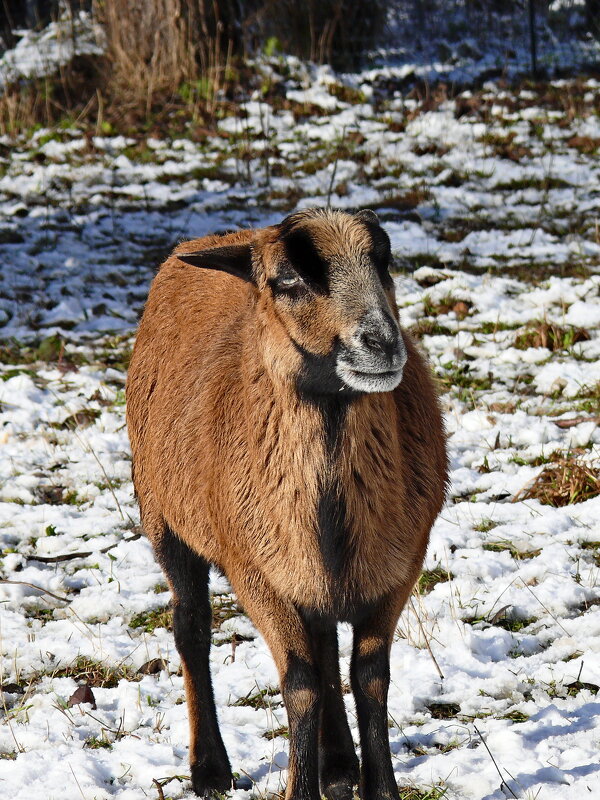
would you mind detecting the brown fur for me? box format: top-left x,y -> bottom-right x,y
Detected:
126,209 -> 448,800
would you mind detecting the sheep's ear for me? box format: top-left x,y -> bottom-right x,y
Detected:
177,244 -> 253,282
355,208 -> 380,226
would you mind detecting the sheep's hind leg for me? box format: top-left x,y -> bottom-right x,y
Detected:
154,524 -> 232,797
305,617 -> 359,800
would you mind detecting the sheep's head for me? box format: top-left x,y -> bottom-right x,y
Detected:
178,208 -> 406,395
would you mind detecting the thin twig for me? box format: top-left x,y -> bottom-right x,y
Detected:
519,580 -> 570,637
83,709 -> 141,740
409,597 -> 444,679
474,724 -> 519,799
0,633 -> 25,754
69,761 -> 87,800
326,155 -> 340,209
152,779 -> 165,800
0,580 -> 69,604
73,429 -> 125,520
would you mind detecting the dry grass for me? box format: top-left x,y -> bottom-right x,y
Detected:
514,321 -> 590,351
93,0 -> 229,123
0,82 -> 49,138
0,0 -> 386,135
0,1 -> 231,136
0,56 -> 105,137
49,656 -> 135,688
514,457 -> 600,507
424,296 -> 472,320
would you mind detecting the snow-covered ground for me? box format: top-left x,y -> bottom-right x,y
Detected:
1,65 -> 600,800
0,10 -> 103,87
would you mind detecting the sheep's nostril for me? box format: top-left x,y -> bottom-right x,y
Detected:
361,332 -> 386,353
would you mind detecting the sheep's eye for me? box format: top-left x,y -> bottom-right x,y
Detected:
278,275 -> 302,289
267,272 -> 306,297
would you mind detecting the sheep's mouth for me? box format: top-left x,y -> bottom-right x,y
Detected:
347,367 -> 401,379
336,361 -> 404,393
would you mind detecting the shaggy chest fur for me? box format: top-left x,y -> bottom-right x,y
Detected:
206,381 -> 421,619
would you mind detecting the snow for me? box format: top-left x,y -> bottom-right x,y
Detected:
0,11 -> 103,87
0,11 -> 600,800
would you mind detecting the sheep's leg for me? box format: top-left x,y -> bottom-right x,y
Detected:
304,617 -> 359,800
351,592 -> 407,800
232,570 -> 321,800
154,525 -> 232,797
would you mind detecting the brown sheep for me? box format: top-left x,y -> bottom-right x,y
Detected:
126,208 -> 448,800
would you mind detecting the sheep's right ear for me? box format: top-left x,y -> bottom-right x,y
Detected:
177,244 -> 254,283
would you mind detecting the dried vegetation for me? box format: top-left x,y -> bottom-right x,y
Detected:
514,456 -> 600,507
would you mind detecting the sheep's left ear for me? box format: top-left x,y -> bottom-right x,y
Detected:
355,209 -> 380,226
177,244 -> 254,283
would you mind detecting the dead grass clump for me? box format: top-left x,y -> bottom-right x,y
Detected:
0,54 -> 107,137
51,656 -> 134,688
514,458 -> 600,507
407,320 -> 453,339
129,607 -> 173,633
480,131 -> 532,162
417,567 -> 453,594
423,295 -> 472,320
0,2 -> 231,136
566,135 -> 600,154
514,321 -> 590,351
372,188 -> 432,212
93,0 -> 226,122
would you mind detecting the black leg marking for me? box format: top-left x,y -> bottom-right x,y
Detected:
351,642 -> 399,800
305,617 -> 359,800
282,653 -> 321,800
155,525 -> 232,797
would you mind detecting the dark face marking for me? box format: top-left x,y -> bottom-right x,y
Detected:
362,221 -> 393,289
280,226 -> 330,294
295,337 -> 356,398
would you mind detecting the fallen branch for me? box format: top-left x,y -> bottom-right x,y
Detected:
26,532 -> 142,564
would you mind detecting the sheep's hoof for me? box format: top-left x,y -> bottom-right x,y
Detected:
191,761 -> 233,797
322,779 -> 355,800
320,755 -> 359,800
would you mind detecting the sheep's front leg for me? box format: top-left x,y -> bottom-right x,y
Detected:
304,616 -> 359,800
232,569 -> 321,800
351,592 -> 408,800
154,525 -> 232,797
